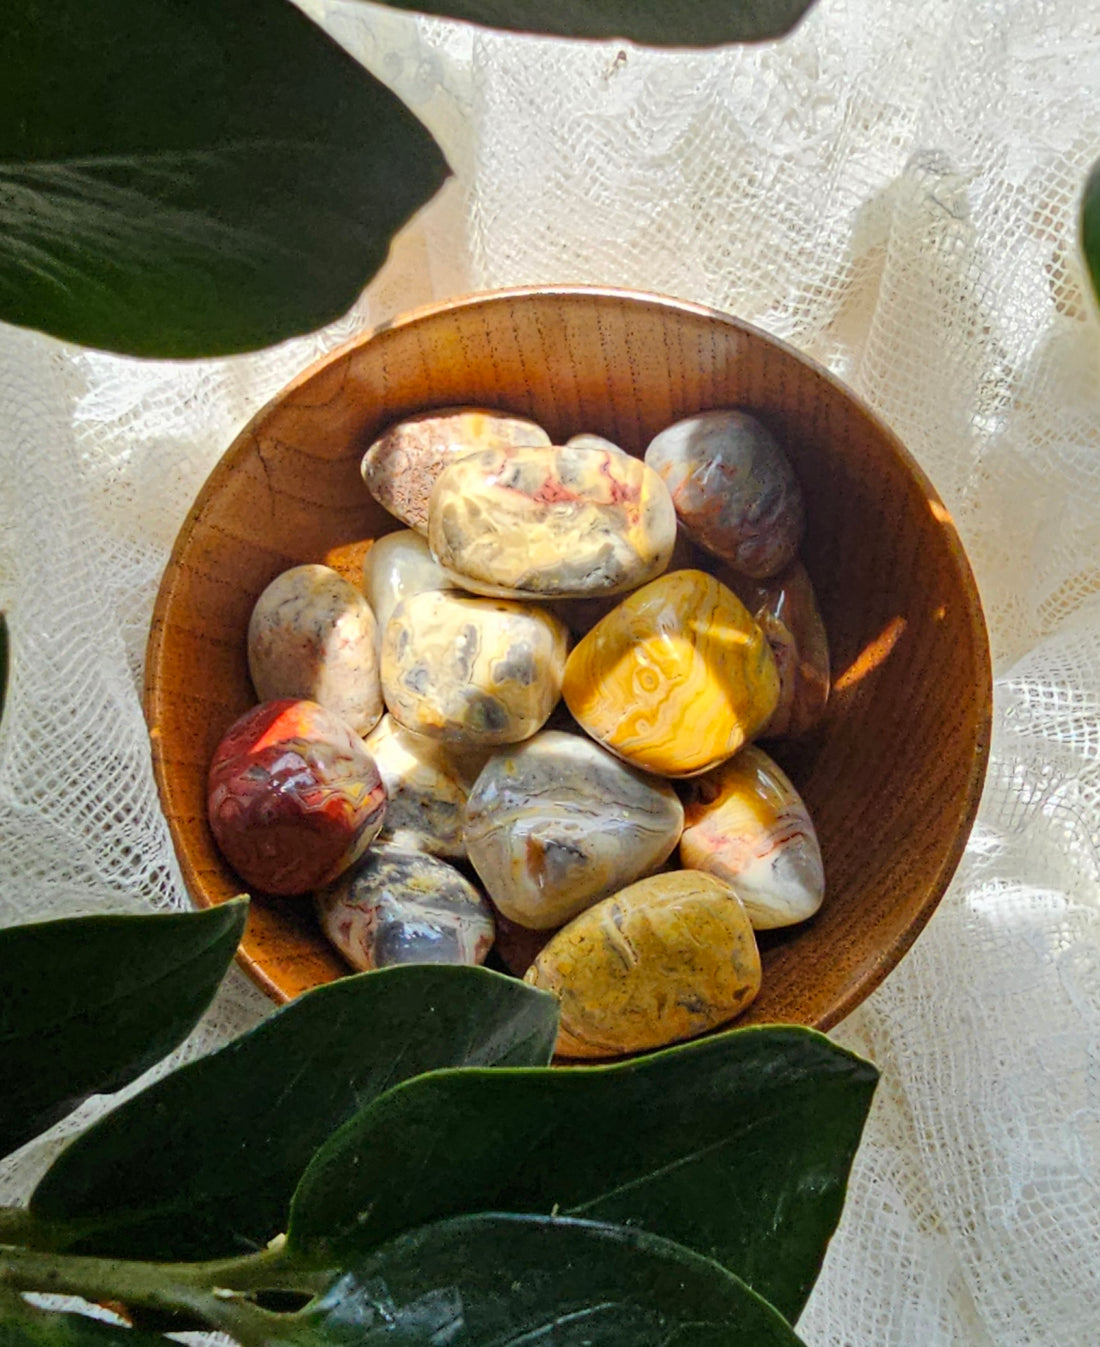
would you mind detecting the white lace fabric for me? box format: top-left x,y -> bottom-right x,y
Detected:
2,1 -> 1099,1341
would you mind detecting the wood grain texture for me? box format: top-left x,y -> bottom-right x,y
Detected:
145,286 -> 992,1029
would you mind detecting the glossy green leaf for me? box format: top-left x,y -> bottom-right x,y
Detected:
1081,158 -> 1100,310
289,1025 -> 877,1324
31,966 -> 558,1260
0,1299 -> 168,1347
367,0 -> 818,46
293,1213 -> 806,1346
0,901 -> 246,1160
0,0 -> 449,357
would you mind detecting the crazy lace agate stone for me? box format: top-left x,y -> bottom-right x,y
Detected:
680,745 -> 824,929
317,845 -> 494,971
361,407 -> 550,533
428,443 -> 676,600
248,564 -> 382,736
463,730 -> 684,930
363,714 -> 488,858
381,590 -> 569,746
207,699 -> 386,896
551,529 -> 703,637
565,432 -> 627,455
644,409 -> 804,579
524,870 -> 761,1058
732,561 -> 830,738
361,530 -> 451,652
562,569 -> 779,777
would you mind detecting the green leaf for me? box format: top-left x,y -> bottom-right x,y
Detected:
289,1025 -> 876,1324
0,1298 -> 168,1347
367,0 -> 818,46
1081,158 -> 1100,310
31,966 -> 558,1261
293,1213 -> 806,1346
0,901 -> 246,1160
0,0 -> 449,357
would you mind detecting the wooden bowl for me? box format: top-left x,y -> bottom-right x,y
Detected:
145,286 -> 991,1032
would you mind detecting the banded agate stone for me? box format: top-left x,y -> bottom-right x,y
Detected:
565,432 -> 626,454
644,409 -> 804,579
732,561 -> 830,738
207,699 -> 386,896
363,714 -> 487,858
380,590 -> 569,746
524,870 -> 761,1058
464,730 -> 684,930
362,530 -> 451,653
680,745 -> 824,929
361,407 -> 550,533
248,564 -> 381,736
551,529 -> 703,637
428,443 -> 676,599
317,845 -> 494,971
562,569 -> 779,777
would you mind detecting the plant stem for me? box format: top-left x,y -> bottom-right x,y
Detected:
0,1240 -> 331,1346
0,1209 -> 43,1246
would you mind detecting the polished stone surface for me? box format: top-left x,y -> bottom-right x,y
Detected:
361,406 -> 550,533
562,569 -> 779,776
731,561 -> 831,738
316,844 -> 494,971
463,730 -> 684,929
644,409 -> 804,578
361,530 -> 452,653
363,714 -> 488,858
381,589 -> 569,746
207,699 -> 386,896
248,564 -> 381,736
565,432 -> 627,455
550,529 -> 702,637
680,745 -> 824,929
524,870 -> 761,1058
428,443 -> 676,599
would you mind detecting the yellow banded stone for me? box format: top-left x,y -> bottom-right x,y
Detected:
561,569 -> 779,777
524,870 -> 761,1058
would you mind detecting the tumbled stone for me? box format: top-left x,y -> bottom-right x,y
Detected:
550,529 -> 702,637
644,409 -> 804,578
464,730 -> 684,930
562,569 -> 779,777
361,530 -> 452,652
363,714 -> 488,858
728,561 -> 830,738
361,407 -> 550,533
317,845 -> 494,971
680,745 -> 824,929
248,564 -> 382,736
524,870 -> 761,1058
381,590 -> 569,746
428,443 -> 676,600
207,699 -> 386,896
565,432 -> 627,455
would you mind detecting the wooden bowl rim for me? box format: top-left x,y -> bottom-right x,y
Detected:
145,283 -> 992,1024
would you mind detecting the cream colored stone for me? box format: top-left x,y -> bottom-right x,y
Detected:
247,564 -> 381,735
381,589 -> 568,746
464,730 -> 683,929
428,443 -> 676,599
